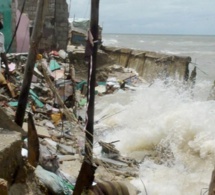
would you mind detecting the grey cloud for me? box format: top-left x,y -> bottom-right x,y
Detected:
67,0 -> 215,35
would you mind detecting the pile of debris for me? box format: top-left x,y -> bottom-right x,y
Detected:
0,49 -> 142,194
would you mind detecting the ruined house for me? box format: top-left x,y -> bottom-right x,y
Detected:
0,0 -> 69,53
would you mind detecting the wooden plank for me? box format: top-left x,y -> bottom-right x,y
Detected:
39,62 -> 77,124
27,112 -> 40,167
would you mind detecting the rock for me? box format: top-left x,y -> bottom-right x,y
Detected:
7,161 -> 48,195
0,107 -> 26,137
57,143 -> 76,155
96,71 -> 108,81
39,143 -> 59,173
0,128 -> 22,184
22,122 -> 51,138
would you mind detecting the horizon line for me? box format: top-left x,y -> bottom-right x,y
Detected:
102,32 -> 215,36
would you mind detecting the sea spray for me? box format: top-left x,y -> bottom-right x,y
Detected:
94,79 -> 215,194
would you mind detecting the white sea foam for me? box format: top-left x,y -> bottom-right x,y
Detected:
96,34 -> 215,194
160,50 -> 181,55
94,79 -> 215,194
102,38 -> 118,46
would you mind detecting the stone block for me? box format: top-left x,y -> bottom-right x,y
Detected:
0,108 -> 26,137
0,128 -> 22,184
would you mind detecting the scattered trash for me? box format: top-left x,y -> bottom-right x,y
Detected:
21,148 -> 28,157
49,58 -> 61,71
8,101 -> 19,107
30,89 -> 44,108
51,112 -> 62,125
58,50 -> 68,59
35,165 -> 73,195
0,51 -> 143,194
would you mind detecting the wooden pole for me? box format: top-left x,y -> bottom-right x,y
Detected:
39,62 -> 77,123
73,0 -> 100,194
85,0 -> 99,163
15,0 -> 49,127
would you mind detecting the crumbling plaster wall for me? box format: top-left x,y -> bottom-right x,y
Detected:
0,0 -> 17,52
18,0 -> 69,51
101,46 -> 191,83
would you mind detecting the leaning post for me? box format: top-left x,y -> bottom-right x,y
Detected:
15,0 -> 49,127
73,0 -> 100,194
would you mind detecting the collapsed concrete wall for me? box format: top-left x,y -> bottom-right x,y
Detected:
101,46 -> 191,83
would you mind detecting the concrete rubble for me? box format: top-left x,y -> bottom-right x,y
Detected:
1,45 -> 212,194
0,48 -> 142,194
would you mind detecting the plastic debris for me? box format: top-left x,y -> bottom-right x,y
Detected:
49,59 -> 61,71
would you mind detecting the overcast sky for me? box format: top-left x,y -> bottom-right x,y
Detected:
67,0 -> 215,35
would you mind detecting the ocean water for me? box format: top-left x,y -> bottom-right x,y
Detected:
93,34 -> 215,194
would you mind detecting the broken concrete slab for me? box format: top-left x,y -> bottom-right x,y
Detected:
22,122 -> 51,138
0,107 -> 26,137
0,128 -> 22,184
56,143 -> 76,155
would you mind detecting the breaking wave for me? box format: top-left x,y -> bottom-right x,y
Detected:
94,79 -> 215,194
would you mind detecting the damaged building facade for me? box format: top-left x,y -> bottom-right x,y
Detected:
0,0 -> 69,53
